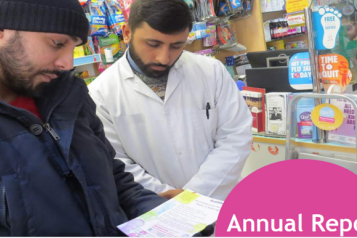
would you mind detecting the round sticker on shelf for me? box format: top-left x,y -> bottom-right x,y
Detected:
311,103 -> 344,130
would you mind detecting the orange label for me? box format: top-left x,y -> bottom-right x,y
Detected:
319,54 -> 352,92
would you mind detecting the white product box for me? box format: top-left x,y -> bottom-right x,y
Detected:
265,92 -> 293,136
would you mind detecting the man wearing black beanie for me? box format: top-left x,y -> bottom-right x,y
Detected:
0,0 -> 167,236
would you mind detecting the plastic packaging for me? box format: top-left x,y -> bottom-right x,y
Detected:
296,97 -> 315,139
217,19 -> 237,46
104,48 -> 114,63
105,0 -> 126,35
203,23 -> 218,47
89,0 -> 109,37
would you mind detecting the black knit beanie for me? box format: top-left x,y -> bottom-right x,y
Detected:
0,0 -> 89,44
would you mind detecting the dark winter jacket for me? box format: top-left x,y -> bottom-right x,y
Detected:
0,71 -> 166,236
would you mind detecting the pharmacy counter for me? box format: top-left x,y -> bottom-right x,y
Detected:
241,134 -> 356,178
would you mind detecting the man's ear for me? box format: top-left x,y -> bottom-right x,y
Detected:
122,24 -> 132,44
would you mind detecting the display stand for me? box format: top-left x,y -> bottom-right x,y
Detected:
284,6 -> 357,173
285,93 -> 357,173
304,7 -> 326,143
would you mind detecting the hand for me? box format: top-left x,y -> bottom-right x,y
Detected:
158,189 -> 184,199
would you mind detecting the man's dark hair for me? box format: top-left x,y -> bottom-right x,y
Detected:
129,0 -> 193,34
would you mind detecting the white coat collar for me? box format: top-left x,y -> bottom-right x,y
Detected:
120,50 -> 185,80
119,50 -> 185,104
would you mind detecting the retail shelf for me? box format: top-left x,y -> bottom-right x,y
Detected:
213,43 -> 247,52
262,10 -> 285,14
74,54 -> 102,67
266,32 -> 307,43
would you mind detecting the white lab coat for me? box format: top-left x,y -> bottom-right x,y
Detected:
88,51 -> 252,200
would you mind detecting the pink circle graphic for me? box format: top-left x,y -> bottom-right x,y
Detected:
216,160 -> 357,237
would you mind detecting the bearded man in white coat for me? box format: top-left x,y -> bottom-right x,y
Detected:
89,0 -> 253,200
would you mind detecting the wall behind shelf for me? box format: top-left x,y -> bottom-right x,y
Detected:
184,0 -> 266,63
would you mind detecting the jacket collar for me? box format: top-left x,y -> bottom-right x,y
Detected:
35,70 -> 87,121
0,70 -> 86,124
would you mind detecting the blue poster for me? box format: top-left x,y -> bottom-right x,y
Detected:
289,52 -> 313,90
313,7 -> 342,50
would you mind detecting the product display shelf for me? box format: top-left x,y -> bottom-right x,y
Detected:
262,10 -> 286,14
184,0 -> 267,61
261,7 -> 308,49
266,32 -> 307,43
74,54 -> 102,67
285,93 -> 357,174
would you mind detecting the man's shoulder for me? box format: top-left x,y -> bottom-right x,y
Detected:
88,61 -> 123,91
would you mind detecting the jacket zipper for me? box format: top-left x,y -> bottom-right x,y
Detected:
1,181 -> 9,229
43,123 -> 60,141
0,100 -> 62,141
2,186 -> 6,224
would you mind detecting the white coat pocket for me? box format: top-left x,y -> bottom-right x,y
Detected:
192,108 -> 218,152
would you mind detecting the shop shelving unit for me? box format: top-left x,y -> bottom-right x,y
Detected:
74,54 -> 102,67
285,93 -> 357,173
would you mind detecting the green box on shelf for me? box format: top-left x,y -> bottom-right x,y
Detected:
98,34 -> 121,65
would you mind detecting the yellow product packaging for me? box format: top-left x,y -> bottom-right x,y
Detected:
73,46 -> 86,58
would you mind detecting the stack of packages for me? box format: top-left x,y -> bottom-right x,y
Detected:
75,0 -> 130,83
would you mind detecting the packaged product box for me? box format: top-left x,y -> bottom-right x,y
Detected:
74,46 -> 86,58
203,24 -> 217,47
252,109 -> 264,133
241,90 -> 262,110
98,34 -> 121,65
267,40 -> 285,50
242,86 -> 266,132
260,0 -> 267,12
241,90 -> 264,132
296,97 -> 315,139
84,37 -> 95,55
265,92 -> 293,136
263,21 -> 272,42
328,98 -> 356,145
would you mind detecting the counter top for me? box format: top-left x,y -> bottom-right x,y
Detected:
253,134 -> 356,154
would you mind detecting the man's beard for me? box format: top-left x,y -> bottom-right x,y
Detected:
0,32 -> 61,98
129,40 -> 173,78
